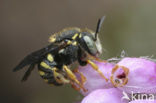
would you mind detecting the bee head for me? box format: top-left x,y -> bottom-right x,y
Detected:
81,16 -> 105,57
82,34 -> 102,57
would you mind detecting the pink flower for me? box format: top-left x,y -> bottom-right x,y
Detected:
75,61 -> 115,96
81,88 -> 127,103
129,100 -> 156,103
115,57 -> 156,93
74,57 -> 156,103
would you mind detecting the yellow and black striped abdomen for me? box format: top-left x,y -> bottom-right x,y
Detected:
38,53 -> 62,86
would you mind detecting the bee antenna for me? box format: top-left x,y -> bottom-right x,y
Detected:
94,16 -> 106,41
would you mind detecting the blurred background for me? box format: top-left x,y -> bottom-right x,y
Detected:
1,0 -> 156,103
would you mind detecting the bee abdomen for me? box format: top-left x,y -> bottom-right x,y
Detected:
38,66 -> 62,86
38,54 -> 62,86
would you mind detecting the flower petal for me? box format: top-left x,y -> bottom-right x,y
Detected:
81,88 -> 126,103
115,57 -> 156,93
76,61 -> 115,96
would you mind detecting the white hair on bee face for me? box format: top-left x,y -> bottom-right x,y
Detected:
83,32 -> 102,56
95,34 -> 102,54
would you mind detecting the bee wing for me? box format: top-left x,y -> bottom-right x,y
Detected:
13,44 -> 58,72
21,63 -> 35,81
13,43 -> 65,81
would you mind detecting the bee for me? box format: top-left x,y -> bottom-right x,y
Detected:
13,16 -> 107,91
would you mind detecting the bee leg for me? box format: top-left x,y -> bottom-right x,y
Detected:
63,65 -> 87,92
72,69 -> 87,91
94,57 -> 107,62
88,54 -> 107,62
38,65 -> 70,84
52,68 -> 70,84
73,69 -> 86,85
86,60 -> 108,82
70,81 -> 81,91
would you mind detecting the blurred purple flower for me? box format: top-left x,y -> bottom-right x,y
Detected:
129,100 -> 156,103
81,88 -> 126,103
